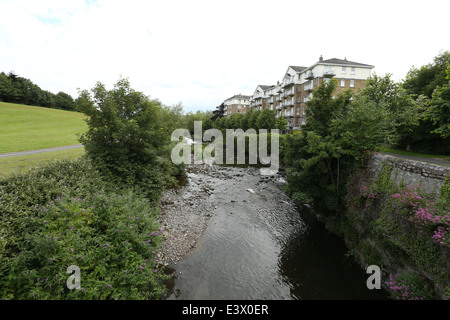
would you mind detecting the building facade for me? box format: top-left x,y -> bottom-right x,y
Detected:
223,94 -> 251,117
223,56 -> 374,131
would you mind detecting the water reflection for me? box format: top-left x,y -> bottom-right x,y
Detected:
278,208 -> 388,300
164,168 -> 388,300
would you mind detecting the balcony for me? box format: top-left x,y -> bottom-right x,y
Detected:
304,83 -> 313,92
323,69 -> 336,78
306,71 -> 314,80
285,89 -> 294,96
283,78 -> 295,87
285,100 -> 294,107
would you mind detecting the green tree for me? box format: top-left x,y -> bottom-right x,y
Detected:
284,78 -> 393,214
0,72 -> 14,102
256,108 -> 276,130
54,91 -> 75,110
247,109 -> 260,130
276,116 -> 288,132
403,50 -> 450,98
427,63 -> 450,138
76,78 -> 179,201
400,52 -> 450,153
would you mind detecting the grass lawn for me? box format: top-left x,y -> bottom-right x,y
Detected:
379,148 -> 450,162
0,147 -> 85,179
0,101 -> 87,153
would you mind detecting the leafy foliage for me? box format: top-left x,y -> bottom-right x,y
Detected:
76,78 -> 182,202
276,116 -> 288,132
402,50 -> 450,98
283,76 -> 405,214
427,63 -> 450,138
399,51 -> 450,154
0,158 -> 169,300
213,108 -> 278,131
0,71 -> 74,110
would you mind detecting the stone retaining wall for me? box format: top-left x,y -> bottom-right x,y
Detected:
368,153 -> 450,194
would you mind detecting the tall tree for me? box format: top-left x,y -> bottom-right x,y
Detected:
403,50 -> 450,98
256,108 -> 276,130
54,91 -> 75,110
427,63 -> 450,139
76,78 -> 179,201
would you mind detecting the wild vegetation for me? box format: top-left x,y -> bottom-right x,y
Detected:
0,79 -> 184,299
0,71 -> 75,111
0,51 -> 448,300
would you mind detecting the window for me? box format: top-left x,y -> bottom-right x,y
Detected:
351,67 -> 355,75
350,80 -> 355,88
323,78 -> 330,84
342,66 -> 346,74
341,79 -> 346,87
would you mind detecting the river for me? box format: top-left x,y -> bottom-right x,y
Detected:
161,162 -> 388,300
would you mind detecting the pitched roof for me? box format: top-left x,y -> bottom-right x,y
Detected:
289,66 -> 308,73
320,58 -> 374,68
258,85 -> 274,91
225,94 -> 251,101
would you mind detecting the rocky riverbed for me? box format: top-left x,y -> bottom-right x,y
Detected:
155,162 -> 288,269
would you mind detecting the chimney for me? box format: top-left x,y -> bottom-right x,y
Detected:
344,57 -> 347,61
319,55 -> 323,62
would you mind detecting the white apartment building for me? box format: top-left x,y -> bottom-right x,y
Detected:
223,56 -> 374,131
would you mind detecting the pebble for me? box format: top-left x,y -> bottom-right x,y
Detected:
155,158 -> 287,268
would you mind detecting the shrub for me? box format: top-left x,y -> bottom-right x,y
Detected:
0,158 -> 169,300
1,191 -> 168,300
387,273 -> 434,300
76,78 -> 181,202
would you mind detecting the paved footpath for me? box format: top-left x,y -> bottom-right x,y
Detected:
0,144 -> 84,159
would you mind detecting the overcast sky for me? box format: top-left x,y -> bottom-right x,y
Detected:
1,0 -> 449,113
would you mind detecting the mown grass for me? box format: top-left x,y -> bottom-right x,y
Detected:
0,147 -> 85,179
0,101 -> 87,153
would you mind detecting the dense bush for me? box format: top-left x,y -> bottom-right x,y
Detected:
0,158 -> 168,299
76,78 -> 184,203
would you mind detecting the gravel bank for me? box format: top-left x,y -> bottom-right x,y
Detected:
155,162 -> 287,268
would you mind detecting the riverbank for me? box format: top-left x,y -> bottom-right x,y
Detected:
156,160 -> 389,299
156,162 -> 288,269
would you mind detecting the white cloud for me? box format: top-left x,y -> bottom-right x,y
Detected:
0,0 -> 449,112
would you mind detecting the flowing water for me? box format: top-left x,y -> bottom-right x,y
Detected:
164,165 -> 388,300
